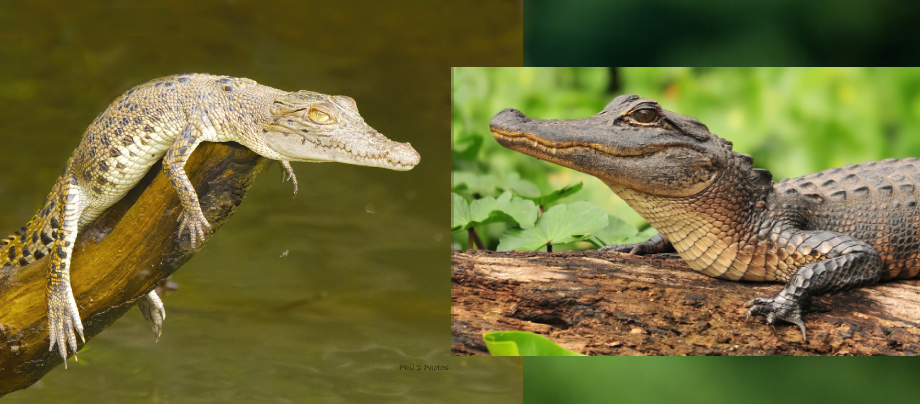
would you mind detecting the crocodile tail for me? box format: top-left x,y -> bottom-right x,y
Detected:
0,176 -> 64,269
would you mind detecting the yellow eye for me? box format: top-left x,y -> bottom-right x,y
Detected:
309,108 -> 333,124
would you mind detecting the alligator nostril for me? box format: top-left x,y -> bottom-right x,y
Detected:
490,108 -> 529,129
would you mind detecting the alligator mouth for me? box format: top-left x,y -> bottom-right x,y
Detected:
489,108 -> 705,164
490,126 -> 670,159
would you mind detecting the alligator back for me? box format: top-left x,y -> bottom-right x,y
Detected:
773,157 -> 920,279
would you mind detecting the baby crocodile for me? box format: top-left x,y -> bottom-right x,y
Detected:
491,94 -> 920,340
0,73 -> 420,366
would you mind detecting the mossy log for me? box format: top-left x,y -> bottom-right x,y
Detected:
452,250 -> 920,356
0,142 -> 266,394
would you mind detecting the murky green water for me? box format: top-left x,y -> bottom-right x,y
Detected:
0,1 -> 522,402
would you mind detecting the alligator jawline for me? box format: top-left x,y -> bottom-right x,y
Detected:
491,128 -> 667,159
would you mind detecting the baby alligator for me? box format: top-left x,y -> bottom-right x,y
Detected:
0,73 -> 420,366
491,94 -> 920,341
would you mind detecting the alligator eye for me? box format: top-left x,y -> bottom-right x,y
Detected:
309,108 -> 334,124
632,109 -> 659,123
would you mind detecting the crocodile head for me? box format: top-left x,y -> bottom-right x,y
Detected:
260,91 -> 419,171
490,94 -> 770,199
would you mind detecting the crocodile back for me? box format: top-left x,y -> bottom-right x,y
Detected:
772,157 -> 920,279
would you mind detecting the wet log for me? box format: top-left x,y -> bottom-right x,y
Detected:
0,142 -> 266,394
452,249 -> 920,356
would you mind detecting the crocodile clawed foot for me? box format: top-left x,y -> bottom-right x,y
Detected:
48,287 -> 85,368
281,161 -> 298,196
137,290 -> 166,342
177,208 -> 211,249
745,294 -> 808,341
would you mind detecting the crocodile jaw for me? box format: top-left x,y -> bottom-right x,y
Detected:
264,130 -> 420,171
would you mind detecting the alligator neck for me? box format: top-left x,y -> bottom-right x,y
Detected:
603,173 -> 779,281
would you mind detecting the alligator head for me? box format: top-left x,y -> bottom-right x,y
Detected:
490,94 -> 771,199
260,91 -> 420,171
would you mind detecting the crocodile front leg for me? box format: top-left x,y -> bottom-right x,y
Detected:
164,122 -> 211,248
47,174 -> 86,367
599,233 -> 675,255
746,230 -> 881,340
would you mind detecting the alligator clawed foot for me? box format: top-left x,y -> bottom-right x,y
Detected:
48,287 -> 85,368
745,295 -> 808,341
599,244 -> 637,254
599,242 -> 656,255
178,208 -> 211,249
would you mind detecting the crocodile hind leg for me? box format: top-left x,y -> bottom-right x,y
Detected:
137,290 -> 165,341
47,175 -> 86,367
164,121 -> 211,248
280,160 -> 298,195
746,231 -> 881,340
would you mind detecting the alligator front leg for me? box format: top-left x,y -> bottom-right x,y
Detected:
164,122 -> 211,248
746,231 -> 881,340
599,233 -> 675,255
47,175 -> 86,367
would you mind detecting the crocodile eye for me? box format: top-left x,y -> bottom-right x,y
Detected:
309,108 -> 334,124
632,109 -> 659,123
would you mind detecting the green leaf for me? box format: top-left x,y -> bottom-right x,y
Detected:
451,191 -> 539,233
483,331 -> 585,356
451,193 -> 471,232
515,182 -> 584,206
497,202 -> 608,251
469,191 -> 538,230
587,216 -> 659,248
587,215 -> 639,247
501,172 -> 541,198
451,171 -> 541,199
451,133 -> 483,161
451,171 -> 484,194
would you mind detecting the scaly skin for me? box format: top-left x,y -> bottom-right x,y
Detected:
0,73 -> 420,366
490,94 -> 916,340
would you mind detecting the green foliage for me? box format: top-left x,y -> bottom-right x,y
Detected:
451,191 -> 538,232
515,182 -> 583,206
498,202 -> 608,252
452,171 -> 540,199
587,217 -> 658,248
451,184 -> 615,252
483,331 -> 584,356
453,67 -> 920,251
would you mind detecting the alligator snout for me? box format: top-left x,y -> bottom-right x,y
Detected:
490,108 -> 530,132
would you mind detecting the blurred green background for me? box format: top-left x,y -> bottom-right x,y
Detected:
452,67 -> 920,250
524,0 -> 920,65
525,357 -> 920,403
0,1 -> 522,403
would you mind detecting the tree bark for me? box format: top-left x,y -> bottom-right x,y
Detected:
452,249 -> 920,356
0,142 -> 266,394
